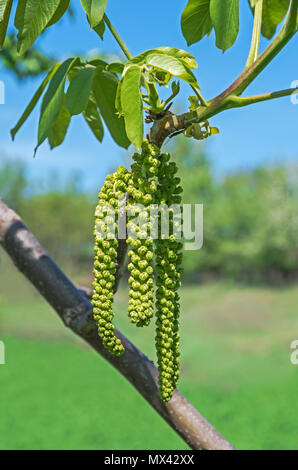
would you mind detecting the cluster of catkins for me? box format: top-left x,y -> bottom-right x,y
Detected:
92,140 -> 183,402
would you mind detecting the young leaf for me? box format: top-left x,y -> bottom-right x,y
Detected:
87,58 -> 107,69
47,0 -> 70,27
66,66 -> 95,115
210,126 -> 220,135
93,19 -> 105,39
129,47 -> 197,69
83,92 -> 104,142
107,62 -> 124,74
48,100 -> 71,149
0,0 -> 12,49
17,0 -> 61,54
93,69 -> 130,148
154,46 -> 198,69
80,0 -> 108,28
120,65 -> 143,150
36,57 -> 75,152
181,0 -> 213,46
146,53 -> 198,86
210,0 -> 240,52
11,63 -> 60,140
260,0 -> 290,39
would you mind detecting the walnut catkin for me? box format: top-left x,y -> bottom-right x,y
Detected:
126,140 -> 159,327
92,141 -> 183,402
154,152 -> 183,402
92,166 -> 132,355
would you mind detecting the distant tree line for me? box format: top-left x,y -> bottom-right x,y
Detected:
2,140 -> 298,284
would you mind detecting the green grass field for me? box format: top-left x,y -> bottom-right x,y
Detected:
0,252 -> 298,450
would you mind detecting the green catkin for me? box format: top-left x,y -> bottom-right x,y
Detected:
91,140 -> 183,402
126,140 -> 159,327
92,166 -> 132,355
154,153 -> 183,402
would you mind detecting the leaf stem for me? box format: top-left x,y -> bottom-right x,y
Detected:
226,87 -> 298,108
220,0 -> 298,98
148,0 -> 298,147
186,86 -> 298,126
103,14 -> 133,60
190,85 -> 208,107
246,0 -> 263,68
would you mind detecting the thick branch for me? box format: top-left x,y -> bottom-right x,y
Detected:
0,199 -> 235,451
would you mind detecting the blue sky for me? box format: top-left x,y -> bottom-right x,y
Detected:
0,1 -> 298,191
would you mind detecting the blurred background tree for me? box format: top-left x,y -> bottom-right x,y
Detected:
2,140 -> 298,284
0,34 -> 54,80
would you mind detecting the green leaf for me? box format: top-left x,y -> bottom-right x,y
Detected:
80,0 -> 108,28
107,62 -> 124,74
0,0 -> 10,21
93,18 -> 105,39
83,92 -> 104,142
0,0 -> 12,48
48,100 -> 71,149
87,58 -> 107,69
14,0 -> 26,33
210,0 -> 240,51
36,57 -> 75,153
126,48 -> 198,86
130,47 -> 197,69
47,0 -> 70,27
154,46 -> 198,68
115,76 -> 124,116
210,126 -> 220,135
10,63 -> 60,140
120,65 -> 143,150
16,0 -> 61,54
181,0 -> 213,46
66,66 -> 95,115
260,0 -> 290,39
93,69 -> 130,149
145,53 -> 198,86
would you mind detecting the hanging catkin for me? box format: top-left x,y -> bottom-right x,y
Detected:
126,140 -> 158,327
154,152 -> 183,402
91,140 -> 183,402
92,166 -> 132,355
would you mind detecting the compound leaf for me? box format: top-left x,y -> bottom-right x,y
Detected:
210,0 -> 240,51
181,0 -> 213,46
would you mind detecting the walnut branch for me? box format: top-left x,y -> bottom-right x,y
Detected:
0,199 -> 235,451
148,0 -> 298,149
